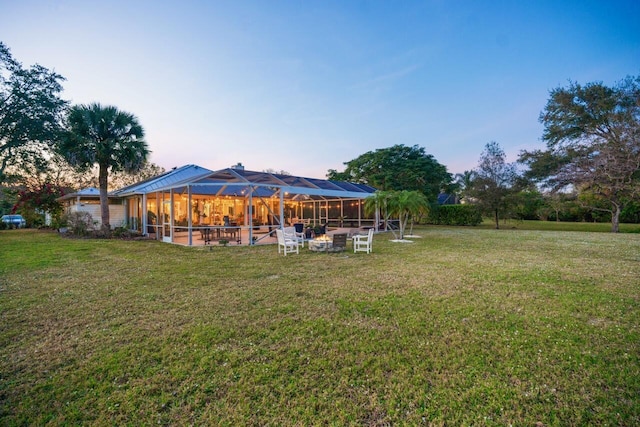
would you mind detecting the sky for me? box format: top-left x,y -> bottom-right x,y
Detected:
1,0 -> 639,179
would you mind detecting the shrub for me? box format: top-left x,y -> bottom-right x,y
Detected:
112,226 -> 142,239
62,212 -> 96,236
427,204 -> 482,226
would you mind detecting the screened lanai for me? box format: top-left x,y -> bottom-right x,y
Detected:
112,165 -> 378,246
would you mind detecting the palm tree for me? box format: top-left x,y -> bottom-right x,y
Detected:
364,190 -> 393,232
455,170 -> 475,203
386,190 -> 428,240
58,103 -> 148,233
364,190 -> 429,239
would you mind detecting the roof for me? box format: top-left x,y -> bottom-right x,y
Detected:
111,164 -> 213,196
162,167 -> 378,200
56,187 -> 104,201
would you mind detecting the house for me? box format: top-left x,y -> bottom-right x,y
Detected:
57,187 -> 126,229
109,164 -> 378,246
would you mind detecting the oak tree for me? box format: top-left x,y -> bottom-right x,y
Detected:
520,76 -> 640,232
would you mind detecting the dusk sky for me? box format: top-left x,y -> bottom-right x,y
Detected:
2,0 -> 639,179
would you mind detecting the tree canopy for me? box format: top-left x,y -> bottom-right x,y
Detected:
0,41 -> 67,184
327,144 -> 451,201
58,103 -> 149,232
519,76 -> 640,232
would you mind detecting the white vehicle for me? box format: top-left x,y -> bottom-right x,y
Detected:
1,214 -> 26,228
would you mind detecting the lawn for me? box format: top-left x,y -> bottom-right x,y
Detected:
1,226 -> 639,426
476,219 -> 640,233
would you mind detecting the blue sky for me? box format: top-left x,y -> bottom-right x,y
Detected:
2,0 -> 639,178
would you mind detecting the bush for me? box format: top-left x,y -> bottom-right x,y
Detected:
62,212 -> 96,236
427,204 -> 482,226
112,226 -> 143,239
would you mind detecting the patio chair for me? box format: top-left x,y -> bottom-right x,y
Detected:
331,233 -> 348,253
352,228 -> 374,254
283,226 -> 305,248
276,229 -> 299,256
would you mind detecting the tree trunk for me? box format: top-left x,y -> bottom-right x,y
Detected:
611,203 -> 620,233
494,208 -> 500,229
399,214 -> 408,240
98,163 -> 111,234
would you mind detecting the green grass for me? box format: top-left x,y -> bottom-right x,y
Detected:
477,218 -> 640,233
1,227 -> 639,426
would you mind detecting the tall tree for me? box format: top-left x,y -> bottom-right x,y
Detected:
327,144 -> 451,202
468,141 -> 519,229
520,76 -> 640,232
58,103 -> 149,232
0,42 -> 67,183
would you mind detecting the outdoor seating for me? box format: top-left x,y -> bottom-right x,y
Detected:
283,226 -> 305,248
353,228 -> 373,254
331,233 -> 348,252
276,229 -> 299,255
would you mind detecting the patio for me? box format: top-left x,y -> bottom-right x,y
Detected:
113,164 -> 378,246
164,225 -> 366,248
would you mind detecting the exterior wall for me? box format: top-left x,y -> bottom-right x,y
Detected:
66,204 -> 126,229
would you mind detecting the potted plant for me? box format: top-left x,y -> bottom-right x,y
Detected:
305,225 -> 314,239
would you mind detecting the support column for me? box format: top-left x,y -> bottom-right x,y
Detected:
279,190 -> 285,229
248,189 -> 254,245
187,185 -> 193,246
142,193 -> 147,236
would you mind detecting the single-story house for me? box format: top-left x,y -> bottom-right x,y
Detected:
109,163 -> 378,246
57,187 -> 126,229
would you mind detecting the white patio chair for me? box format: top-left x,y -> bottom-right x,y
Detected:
352,228 -> 374,254
276,229 -> 299,255
283,226 -> 305,248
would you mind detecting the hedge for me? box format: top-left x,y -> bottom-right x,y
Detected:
427,204 -> 482,226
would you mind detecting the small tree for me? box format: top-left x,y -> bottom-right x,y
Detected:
386,190 -> 428,240
364,190 -> 393,231
468,142 -> 519,229
12,183 -> 65,227
365,190 -> 428,240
